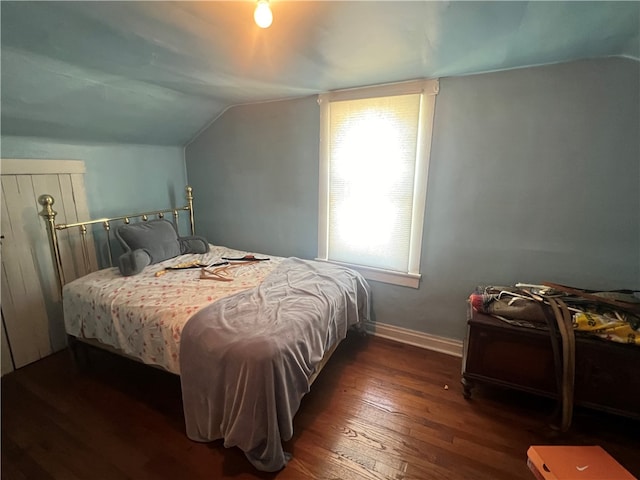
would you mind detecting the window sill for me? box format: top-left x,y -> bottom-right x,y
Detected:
314,258 -> 421,288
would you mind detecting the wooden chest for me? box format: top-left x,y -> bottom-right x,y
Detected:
461,308 -> 640,419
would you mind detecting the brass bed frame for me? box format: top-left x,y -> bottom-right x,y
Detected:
39,185 -> 196,295
37,185 -> 341,382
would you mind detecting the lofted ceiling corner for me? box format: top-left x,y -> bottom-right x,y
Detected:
1,1 -> 638,146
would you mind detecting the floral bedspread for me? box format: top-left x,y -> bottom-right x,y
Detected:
62,245 -> 283,373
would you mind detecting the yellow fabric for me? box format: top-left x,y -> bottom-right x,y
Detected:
573,311 -> 639,345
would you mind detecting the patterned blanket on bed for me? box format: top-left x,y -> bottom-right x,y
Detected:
179,257 -> 371,472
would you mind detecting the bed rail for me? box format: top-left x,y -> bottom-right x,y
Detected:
39,185 -> 195,294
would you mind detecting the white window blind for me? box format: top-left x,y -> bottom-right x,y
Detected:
318,79 -> 439,288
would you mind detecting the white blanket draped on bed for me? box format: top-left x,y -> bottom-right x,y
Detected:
179,257 -> 371,472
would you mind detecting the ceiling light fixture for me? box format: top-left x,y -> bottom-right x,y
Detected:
254,0 -> 273,29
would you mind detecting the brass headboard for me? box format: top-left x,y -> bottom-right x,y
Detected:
38,185 -> 195,294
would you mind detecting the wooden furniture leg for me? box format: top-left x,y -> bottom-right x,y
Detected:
461,377 -> 475,399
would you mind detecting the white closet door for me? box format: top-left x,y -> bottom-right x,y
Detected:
0,159 -> 96,371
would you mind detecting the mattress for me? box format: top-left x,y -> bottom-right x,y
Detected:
62,244 -> 283,373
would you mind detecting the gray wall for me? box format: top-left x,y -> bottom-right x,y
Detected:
186,99 -> 320,258
186,57 -> 640,341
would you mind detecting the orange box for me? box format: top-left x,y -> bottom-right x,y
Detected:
527,446 -> 636,480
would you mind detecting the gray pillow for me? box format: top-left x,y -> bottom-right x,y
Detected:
116,219 -> 209,276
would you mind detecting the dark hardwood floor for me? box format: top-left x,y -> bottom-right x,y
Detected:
2,333 -> 639,480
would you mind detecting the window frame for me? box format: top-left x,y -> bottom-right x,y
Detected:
317,78 -> 439,288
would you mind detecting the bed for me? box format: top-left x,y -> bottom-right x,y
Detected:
38,186 -> 371,472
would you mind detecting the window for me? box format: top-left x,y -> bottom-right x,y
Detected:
317,79 -> 439,288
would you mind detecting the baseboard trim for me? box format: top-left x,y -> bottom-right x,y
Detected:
364,321 -> 463,357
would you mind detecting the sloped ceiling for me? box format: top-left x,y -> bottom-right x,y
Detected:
1,1 -> 638,146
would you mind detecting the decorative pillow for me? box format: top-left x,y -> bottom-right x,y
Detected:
116,219 -> 209,276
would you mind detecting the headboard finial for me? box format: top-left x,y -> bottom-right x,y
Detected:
186,185 -> 195,235
38,194 -> 58,219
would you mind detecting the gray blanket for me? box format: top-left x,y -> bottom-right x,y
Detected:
179,257 -> 370,471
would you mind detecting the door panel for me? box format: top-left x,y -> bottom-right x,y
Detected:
1,159 -> 93,371
1,175 -> 53,367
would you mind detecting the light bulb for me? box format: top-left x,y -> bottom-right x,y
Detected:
254,0 -> 273,28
